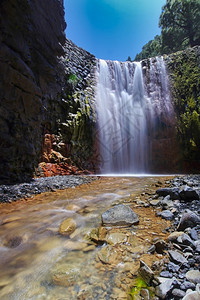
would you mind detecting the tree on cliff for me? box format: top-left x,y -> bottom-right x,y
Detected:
159,0 -> 200,53
134,35 -> 162,61
133,0 -> 200,60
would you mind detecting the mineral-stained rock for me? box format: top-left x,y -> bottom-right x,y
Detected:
98,245 -> 118,264
167,231 -> 185,242
52,265 -> 80,287
138,260 -> 154,285
105,232 -> 127,245
177,210 -> 200,231
101,204 -> 139,226
59,218 -> 76,236
63,240 -> 88,251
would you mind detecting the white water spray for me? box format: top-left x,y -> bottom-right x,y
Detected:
95,57 -> 173,174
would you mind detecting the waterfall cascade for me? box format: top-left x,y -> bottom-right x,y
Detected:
95,57 -> 175,174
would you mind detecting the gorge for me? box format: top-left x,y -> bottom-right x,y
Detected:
0,1 -> 200,300
0,1 -> 200,182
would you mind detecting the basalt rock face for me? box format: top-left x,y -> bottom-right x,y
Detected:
0,0 -> 97,183
0,0 -> 66,183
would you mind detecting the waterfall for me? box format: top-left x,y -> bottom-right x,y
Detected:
95,57 -> 174,174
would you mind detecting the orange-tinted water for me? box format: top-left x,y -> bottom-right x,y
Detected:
0,176 -> 172,299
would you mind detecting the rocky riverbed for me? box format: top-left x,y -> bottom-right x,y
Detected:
145,175 -> 200,300
0,175 -> 200,300
0,175 -> 96,203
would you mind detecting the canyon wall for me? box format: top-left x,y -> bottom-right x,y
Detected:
0,0 -> 96,183
0,0 -> 199,183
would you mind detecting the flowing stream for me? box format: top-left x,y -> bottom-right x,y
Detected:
95,57 -> 174,174
0,176 -> 172,300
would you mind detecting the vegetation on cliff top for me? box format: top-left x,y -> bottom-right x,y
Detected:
133,0 -> 200,61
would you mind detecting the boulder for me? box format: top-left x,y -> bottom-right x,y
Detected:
59,218 -> 76,236
179,186 -> 199,201
168,250 -> 187,264
101,204 -> 139,226
156,188 -> 179,199
186,270 -> 200,284
177,210 -> 200,231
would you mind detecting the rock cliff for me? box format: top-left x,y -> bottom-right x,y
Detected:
0,0 -> 96,183
0,0 -> 66,183
0,0 -> 199,183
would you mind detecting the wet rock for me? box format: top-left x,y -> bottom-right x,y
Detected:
180,281 -> 196,290
63,241 -> 88,251
172,288 -> 186,298
179,186 -> 199,201
154,239 -> 167,254
168,231 -> 185,242
160,210 -> 174,220
156,188 -> 179,199
186,270 -> 200,284
3,236 -> 23,248
155,277 -> 177,299
187,228 -> 199,241
98,226 -> 107,241
52,265 -> 80,287
168,250 -> 187,264
149,199 -> 161,206
156,188 -> 173,197
59,218 -> 76,236
177,211 -> 200,231
177,233 -> 196,249
83,245 -> 96,252
98,245 -> 118,264
160,271 -> 173,278
101,204 -> 139,226
195,240 -> 200,253
140,288 -> 150,300
87,228 -> 99,243
65,204 -> 81,212
138,260 -> 154,285
106,232 -> 127,245
182,284 -> 200,300
167,262 -> 180,272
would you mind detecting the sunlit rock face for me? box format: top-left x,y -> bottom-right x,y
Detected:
0,0 -> 66,183
95,56 -> 179,174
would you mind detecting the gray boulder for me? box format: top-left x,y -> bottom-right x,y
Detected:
101,204 -> 139,226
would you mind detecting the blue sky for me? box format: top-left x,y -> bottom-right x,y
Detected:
64,0 -> 166,61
